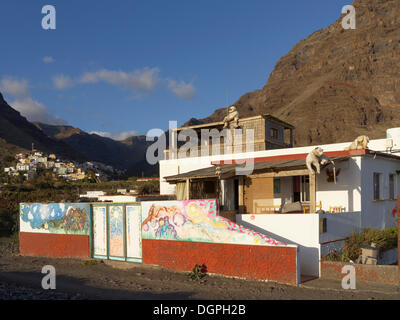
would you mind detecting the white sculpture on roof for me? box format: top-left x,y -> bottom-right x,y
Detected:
306,147 -> 324,175
223,106 -> 239,129
306,147 -> 333,174
344,135 -> 370,150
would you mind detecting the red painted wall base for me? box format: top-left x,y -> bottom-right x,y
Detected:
321,261 -> 398,285
19,232 -> 90,258
18,233 -> 298,285
142,239 -> 298,285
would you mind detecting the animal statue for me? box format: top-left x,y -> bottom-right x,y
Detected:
306,147 -> 324,175
344,135 -> 370,150
306,147 -> 335,175
223,106 -> 239,129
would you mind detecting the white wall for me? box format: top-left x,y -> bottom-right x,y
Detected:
160,137 -> 397,195
319,212 -> 362,256
316,157 -> 362,212
160,140 -> 356,194
97,195 -> 138,202
236,214 -> 321,277
360,156 -> 400,229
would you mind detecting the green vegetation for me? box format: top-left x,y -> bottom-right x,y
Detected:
3,155 -> 14,164
322,227 -> 398,262
83,259 -> 102,266
188,264 -> 207,281
136,181 -> 159,195
0,169 -> 159,237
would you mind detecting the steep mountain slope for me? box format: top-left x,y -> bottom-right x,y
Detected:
186,0 -> 400,146
0,93 -> 85,161
34,123 -> 157,176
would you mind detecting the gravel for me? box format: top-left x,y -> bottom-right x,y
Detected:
0,282 -> 86,300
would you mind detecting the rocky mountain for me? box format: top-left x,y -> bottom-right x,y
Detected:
33,122 -> 157,176
0,93 -> 86,161
186,0 -> 400,147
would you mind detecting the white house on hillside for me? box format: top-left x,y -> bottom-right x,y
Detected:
158,115 -> 400,277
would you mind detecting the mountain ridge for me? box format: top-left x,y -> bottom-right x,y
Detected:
185,0 -> 400,146
0,94 -> 86,161
33,122 -> 157,176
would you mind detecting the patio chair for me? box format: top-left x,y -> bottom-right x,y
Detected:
302,201 -> 322,213
329,206 -> 344,213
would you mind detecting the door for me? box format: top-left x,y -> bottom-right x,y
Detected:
91,203 -> 142,263
108,205 -> 125,261
92,205 -> 108,259
126,205 -> 142,262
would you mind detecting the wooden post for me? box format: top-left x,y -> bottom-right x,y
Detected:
186,178 -> 190,200
290,129 -> 293,147
310,174 -> 316,213
238,176 -> 244,213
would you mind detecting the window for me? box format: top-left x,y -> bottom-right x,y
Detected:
270,127 -> 279,140
389,174 -> 395,200
373,173 -> 381,200
274,178 -> 281,194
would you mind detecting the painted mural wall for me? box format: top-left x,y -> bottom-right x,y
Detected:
126,205 -> 142,261
141,199 -> 285,246
20,203 -> 90,235
92,206 -> 107,257
108,205 -> 125,258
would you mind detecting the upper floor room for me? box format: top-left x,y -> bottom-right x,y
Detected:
165,114 -> 294,160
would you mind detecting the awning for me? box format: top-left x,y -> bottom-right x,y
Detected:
164,156 -> 349,182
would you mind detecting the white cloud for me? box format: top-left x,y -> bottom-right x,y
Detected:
1,77 -> 67,125
90,130 -> 139,141
53,74 -> 73,89
167,79 -> 196,100
0,78 -> 29,98
50,67 -> 196,101
79,67 -> 161,92
11,98 -> 67,125
42,56 -> 54,63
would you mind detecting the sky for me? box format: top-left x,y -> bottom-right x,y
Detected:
0,0 -> 351,140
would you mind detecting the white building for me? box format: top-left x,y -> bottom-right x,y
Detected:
16,163 -> 31,171
158,116 -> 400,277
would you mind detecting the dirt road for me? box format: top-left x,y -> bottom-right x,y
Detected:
1,237 -> 400,300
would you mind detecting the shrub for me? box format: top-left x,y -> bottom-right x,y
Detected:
137,181 -> 159,195
188,264 -> 207,280
323,227 -> 398,262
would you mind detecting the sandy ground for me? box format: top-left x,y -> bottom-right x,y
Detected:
1,237 -> 400,300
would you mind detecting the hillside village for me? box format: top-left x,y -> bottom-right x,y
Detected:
2,148 -> 124,182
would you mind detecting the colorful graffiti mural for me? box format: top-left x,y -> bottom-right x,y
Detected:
109,205 -> 124,257
92,206 -> 107,257
141,200 -> 285,246
126,205 -> 142,261
20,203 -> 90,235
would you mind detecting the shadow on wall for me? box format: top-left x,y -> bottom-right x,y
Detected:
320,212 -> 362,244
317,159 -> 361,212
238,220 -> 319,277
